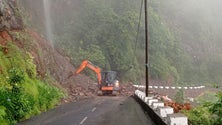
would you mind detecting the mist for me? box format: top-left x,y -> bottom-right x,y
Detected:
156,0 -> 222,53
18,0 -> 222,86
149,0 -> 222,85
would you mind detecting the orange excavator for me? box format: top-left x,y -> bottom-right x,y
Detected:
74,60 -> 121,96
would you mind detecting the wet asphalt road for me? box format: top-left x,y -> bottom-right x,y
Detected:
18,96 -> 155,125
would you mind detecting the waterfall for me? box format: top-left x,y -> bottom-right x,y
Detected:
43,0 -> 54,46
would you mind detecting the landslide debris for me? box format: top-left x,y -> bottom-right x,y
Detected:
120,83 -> 137,96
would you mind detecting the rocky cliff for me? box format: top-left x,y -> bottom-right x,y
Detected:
0,0 -> 23,30
0,0 -> 97,103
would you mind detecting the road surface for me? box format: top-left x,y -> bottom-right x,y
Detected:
18,96 -> 155,125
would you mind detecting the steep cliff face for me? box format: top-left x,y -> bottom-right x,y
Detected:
0,0 -> 96,100
0,0 -> 87,84
0,0 -> 23,30
0,1 -> 62,124
0,0 -> 22,47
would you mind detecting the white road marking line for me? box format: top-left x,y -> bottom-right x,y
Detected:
91,107 -> 96,112
79,116 -> 88,125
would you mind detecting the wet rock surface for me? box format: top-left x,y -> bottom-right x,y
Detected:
0,0 -> 23,31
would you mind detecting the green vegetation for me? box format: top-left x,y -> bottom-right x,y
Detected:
17,0 -> 222,124
150,0 -> 222,86
174,89 -> 184,104
52,0 -> 142,82
20,0 -> 222,86
49,0 -> 184,83
195,91 -> 218,104
148,6 -> 184,83
183,92 -> 222,125
0,42 -> 63,124
41,0 -> 221,87
18,0 -> 222,87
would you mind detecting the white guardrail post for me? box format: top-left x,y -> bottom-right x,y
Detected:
134,89 -> 188,125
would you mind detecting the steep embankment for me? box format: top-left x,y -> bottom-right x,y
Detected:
26,30 -> 97,101
3,0 -> 97,98
0,0 -> 96,124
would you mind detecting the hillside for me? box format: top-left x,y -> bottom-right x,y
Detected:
1,0 -> 222,124
1,0 -> 97,97
0,0 -> 98,124
19,0 -> 222,87
150,0 -> 222,85
0,1 -> 140,124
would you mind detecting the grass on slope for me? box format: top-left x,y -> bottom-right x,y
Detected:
0,39 -> 63,124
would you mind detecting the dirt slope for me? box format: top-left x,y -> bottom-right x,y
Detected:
0,0 -> 97,103
28,30 -> 98,102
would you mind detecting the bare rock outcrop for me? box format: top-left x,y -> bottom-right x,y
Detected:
0,0 -> 23,31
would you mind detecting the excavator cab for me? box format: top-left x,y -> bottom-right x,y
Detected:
101,71 -> 117,86
99,71 -> 121,95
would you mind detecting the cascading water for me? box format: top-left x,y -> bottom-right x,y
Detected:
43,0 -> 54,46
43,0 -> 65,82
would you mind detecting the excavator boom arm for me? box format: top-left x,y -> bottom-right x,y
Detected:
75,60 -> 101,84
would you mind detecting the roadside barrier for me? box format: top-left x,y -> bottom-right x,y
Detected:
134,90 -> 188,125
133,85 -> 205,90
